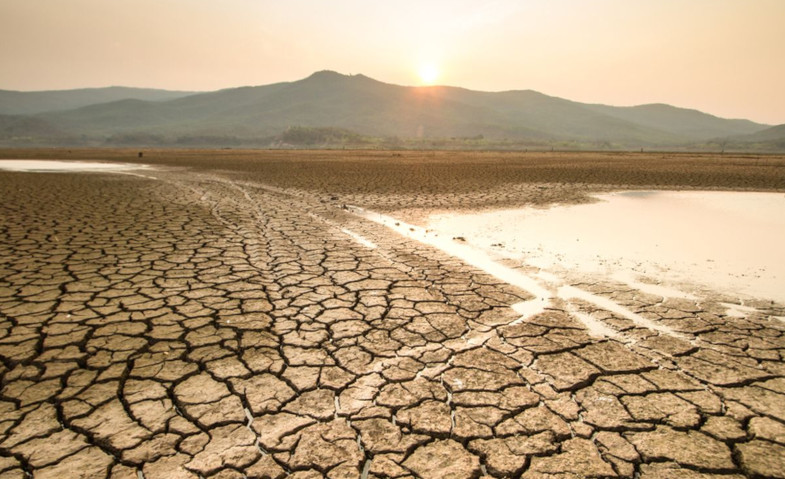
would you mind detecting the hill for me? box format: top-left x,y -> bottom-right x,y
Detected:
0,86 -> 197,115
720,123 -> 785,151
0,71 -> 774,149
741,123 -> 785,142
584,103 -> 764,140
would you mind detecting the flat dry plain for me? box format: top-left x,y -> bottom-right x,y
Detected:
1,149 -> 785,479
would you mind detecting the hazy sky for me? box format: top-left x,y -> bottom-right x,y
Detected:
1,0 -> 783,124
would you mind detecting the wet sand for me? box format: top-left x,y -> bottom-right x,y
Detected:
1,149 -> 785,478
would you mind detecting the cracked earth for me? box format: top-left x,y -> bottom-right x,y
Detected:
1,153 -> 785,478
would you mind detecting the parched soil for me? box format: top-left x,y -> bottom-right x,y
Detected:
3,148 -> 785,216
1,149 -> 785,478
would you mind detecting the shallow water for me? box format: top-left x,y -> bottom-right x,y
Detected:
0,159 -> 149,173
351,204 -> 682,337
427,191 -> 785,303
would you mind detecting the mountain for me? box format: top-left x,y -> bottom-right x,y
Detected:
0,114 -> 65,138
585,103 -> 765,140
0,86 -> 197,115
740,123 -> 785,142
0,71 -> 774,149
724,123 -> 785,150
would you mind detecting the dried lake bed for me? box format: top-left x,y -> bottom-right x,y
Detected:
1,150 -> 785,478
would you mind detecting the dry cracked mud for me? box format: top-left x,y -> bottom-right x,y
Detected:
1,151 -> 785,478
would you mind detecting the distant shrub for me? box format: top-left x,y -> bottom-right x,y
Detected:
280,126 -> 363,145
104,132 -> 166,146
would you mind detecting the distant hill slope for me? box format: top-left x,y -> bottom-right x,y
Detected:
740,123 -> 785,142
0,86 -> 198,115
0,71 -> 774,149
723,123 -> 785,151
585,103 -> 766,140
33,72 -> 699,144
0,114 -> 65,138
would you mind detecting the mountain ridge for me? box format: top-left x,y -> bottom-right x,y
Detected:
1,71 -> 781,150
0,86 -> 198,115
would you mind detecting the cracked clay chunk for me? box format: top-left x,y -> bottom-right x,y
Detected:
32,447 -> 114,479
735,440 -> 785,479
627,426 -> 735,470
397,399 -> 452,435
173,373 -> 245,426
284,419 -> 363,471
534,352 -> 600,391
638,462 -> 746,479
469,432 -> 557,476
442,366 -> 523,392
185,424 -> 260,475
355,418 -> 428,454
574,340 -> 654,373
676,349 -> 770,386
521,438 -> 615,478
403,439 -> 481,479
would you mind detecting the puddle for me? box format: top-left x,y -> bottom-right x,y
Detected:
427,191 -> 785,304
351,206 -> 576,329
348,190 -> 784,340
350,206 -> 553,306
0,160 -> 151,173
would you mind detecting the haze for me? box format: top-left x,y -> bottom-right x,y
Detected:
1,0 -> 783,124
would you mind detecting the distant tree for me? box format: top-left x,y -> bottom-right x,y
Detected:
280,126 -> 363,145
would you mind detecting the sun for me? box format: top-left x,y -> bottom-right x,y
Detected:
418,63 -> 439,85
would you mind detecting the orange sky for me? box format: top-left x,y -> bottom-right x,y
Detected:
1,0 -> 783,124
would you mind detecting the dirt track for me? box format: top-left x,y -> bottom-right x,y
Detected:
1,150 -> 785,478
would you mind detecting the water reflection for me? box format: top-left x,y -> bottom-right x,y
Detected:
427,191 -> 785,303
0,160 -> 149,172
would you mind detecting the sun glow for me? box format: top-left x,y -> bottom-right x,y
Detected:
418,63 -> 439,85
